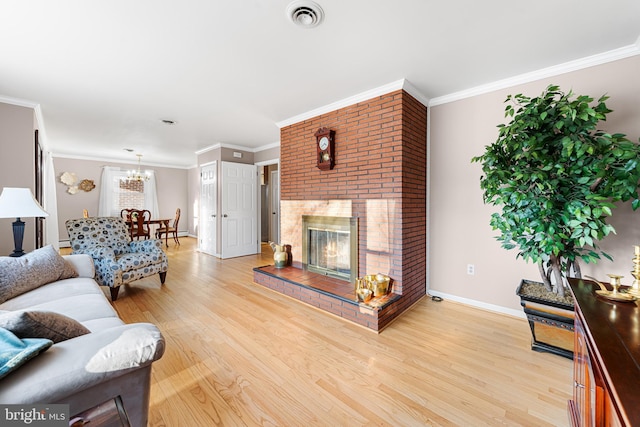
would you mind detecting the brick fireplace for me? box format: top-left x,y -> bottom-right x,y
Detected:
253,88 -> 427,331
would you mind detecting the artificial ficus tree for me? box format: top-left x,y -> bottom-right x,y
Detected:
472,85 -> 640,297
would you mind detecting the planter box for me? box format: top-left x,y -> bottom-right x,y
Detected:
516,279 -> 575,359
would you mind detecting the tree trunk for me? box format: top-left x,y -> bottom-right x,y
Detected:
538,262 -> 553,292
549,254 -> 565,297
570,259 -> 582,279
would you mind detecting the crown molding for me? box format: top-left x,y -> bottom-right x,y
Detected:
429,41 -> 640,107
195,144 -> 222,155
256,141 -> 280,151
195,141 -> 280,155
219,142 -> 255,152
0,96 -> 50,152
276,79 -> 429,129
0,94 -> 38,108
401,79 -> 430,107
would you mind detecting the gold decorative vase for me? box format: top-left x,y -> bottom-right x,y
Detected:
356,288 -> 373,302
363,274 -> 391,297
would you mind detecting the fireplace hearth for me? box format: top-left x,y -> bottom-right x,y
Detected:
252,264 -> 401,331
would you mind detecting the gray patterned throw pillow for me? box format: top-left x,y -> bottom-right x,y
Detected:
0,245 -> 68,304
0,311 -> 90,343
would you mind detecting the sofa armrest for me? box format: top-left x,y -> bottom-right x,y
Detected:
62,254 -> 95,279
0,323 -> 165,404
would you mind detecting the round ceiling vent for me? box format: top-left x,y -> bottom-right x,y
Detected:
286,0 -> 324,29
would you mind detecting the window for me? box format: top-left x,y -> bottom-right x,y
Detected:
98,167 -> 159,217
117,178 -> 145,213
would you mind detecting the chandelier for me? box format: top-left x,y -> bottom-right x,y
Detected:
122,154 -> 151,182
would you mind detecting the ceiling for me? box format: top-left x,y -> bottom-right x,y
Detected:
1,1 -> 639,168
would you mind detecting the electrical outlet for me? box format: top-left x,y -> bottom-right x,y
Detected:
467,264 -> 475,275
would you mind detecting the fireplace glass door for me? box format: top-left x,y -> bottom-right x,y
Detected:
308,228 -> 351,279
302,215 -> 358,283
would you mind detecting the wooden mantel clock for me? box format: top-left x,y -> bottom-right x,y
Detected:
315,127 -> 335,170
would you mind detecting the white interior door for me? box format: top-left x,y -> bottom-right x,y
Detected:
200,162 -> 217,256
221,161 -> 257,258
270,169 -> 279,243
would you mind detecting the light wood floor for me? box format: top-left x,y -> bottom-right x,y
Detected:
106,237 -> 572,426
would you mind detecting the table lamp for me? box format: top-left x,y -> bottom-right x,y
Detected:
0,187 -> 49,257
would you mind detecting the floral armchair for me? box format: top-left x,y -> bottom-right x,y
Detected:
65,217 -> 168,301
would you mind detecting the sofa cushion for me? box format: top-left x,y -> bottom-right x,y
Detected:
9,294 -> 120,324
0,245 -> 73,304
82,317 -> 125,331
0,311 -> 90,343
0,277 -> 104,311
0,327 -> 52,379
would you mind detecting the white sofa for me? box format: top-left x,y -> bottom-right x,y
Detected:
0,251 -> 165,426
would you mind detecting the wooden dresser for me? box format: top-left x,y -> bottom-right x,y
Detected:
567,278 -> 640,426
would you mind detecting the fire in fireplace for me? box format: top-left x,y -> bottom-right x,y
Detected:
301,215 -> 358,283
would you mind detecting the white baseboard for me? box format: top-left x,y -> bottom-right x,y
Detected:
427,290 -> 525,319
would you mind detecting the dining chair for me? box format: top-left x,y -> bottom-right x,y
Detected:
156,208 -> 181,245
121,208 -> 151,240
120,208 -> 132,221
120,208 -> 135,235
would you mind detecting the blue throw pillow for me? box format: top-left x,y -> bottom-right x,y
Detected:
0,327 -> 52,379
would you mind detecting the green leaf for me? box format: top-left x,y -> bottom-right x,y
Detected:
577,177 -> 590,185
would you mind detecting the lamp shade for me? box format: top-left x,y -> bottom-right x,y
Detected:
0,188 -> 48,219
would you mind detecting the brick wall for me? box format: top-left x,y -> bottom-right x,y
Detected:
273,89 -> 427,330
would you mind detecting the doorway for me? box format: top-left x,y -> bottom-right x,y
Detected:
199,162 -> 217,256
270,169 -> 279,243
258,162 -> 279,244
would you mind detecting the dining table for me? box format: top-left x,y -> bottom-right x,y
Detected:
125,218 -> 172,247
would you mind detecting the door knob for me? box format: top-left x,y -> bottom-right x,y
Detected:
223,214 -> 228,217
212,214 -> 216,218
272,212 -> 276,215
